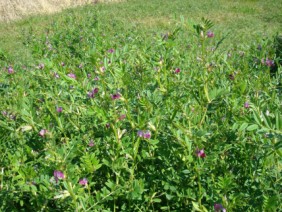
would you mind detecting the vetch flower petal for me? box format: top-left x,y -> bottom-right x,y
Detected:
39,129 -> 47,137
79,178 -> 88,186
196,149 -> 206,158
67,73 -> 76,79
207,31 -> 214,38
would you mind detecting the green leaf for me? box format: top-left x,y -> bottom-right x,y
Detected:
152,198 -> 161,203
239,123 -> 248,131
80,153 -> 102,173
192,201 -> 201,211
246,124 -> 258,131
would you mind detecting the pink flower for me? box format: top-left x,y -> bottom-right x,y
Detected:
54,170 -> 65,183
265,58 -> 274,67
244,102 -> 250,109
88,140 -> 95,147
108,48 -> 114,53
56,107 -> 63,113
207,31 -> 214,38
79,178 -> 88,186
196,149 -> 206,158
100,66 -> 105,72
174,68 -> 181,74
8,66 -> 14,74
67,73 -> 76,79
214,203 -> 226,212
39,129 -> 47,137
137,130 -> 151,139
111,93 -> 121,100
88,88 -> 99,98
143,130 -> 151,139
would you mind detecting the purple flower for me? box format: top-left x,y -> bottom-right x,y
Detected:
196,149 -> 206,158
108,48 -> 114,53
54,72 -> 60,78
87,73 -> 91,78
174,68 -> 181,74
143,130 -> 151,139
79,178 -> 88,186
137,130 -> 144,137
111,93 -> 121,100
94,76 -> 99,81
244,102 -> 250,109
214,203 -> 226,212
106,123 -> 110,129
38,63 -> 45,69
88,88 -> 99,98
67,73 -> 76,79
137,130 -> 151,139
265,58 -> 274,67
100,66 -> 105,72
88,140 -> 95,147
56,107 -> 63,113
39,129 -> 47,137
207,31 -> 214,38
8,66 -> 14,74
61,62 -> 65,66
54,170 -> 65,183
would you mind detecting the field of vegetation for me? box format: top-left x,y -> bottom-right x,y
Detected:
0,0 -> 281,211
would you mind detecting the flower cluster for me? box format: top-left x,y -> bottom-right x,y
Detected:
261,58 -> 274,67
196,149 -> 206,158
79,178 -> 88,186
137,130 -> 151,139
207,31 -> 214,38
67,73 -> 76,79
214,203 -> 226,212
111,93 -> 121,100
88,88 -> 99,98
54,170 -> 65,183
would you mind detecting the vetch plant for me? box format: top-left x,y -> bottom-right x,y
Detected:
0,10 -> 281,212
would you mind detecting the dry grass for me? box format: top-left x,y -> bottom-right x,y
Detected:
0,0 -> 121,22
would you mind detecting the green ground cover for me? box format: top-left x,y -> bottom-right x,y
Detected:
0,0 -> 281,211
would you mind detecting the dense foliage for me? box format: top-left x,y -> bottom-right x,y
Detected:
0,8 -> 281,211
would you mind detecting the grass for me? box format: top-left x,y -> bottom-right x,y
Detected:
0,0 -> 281,64
0,0 -> 281,211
